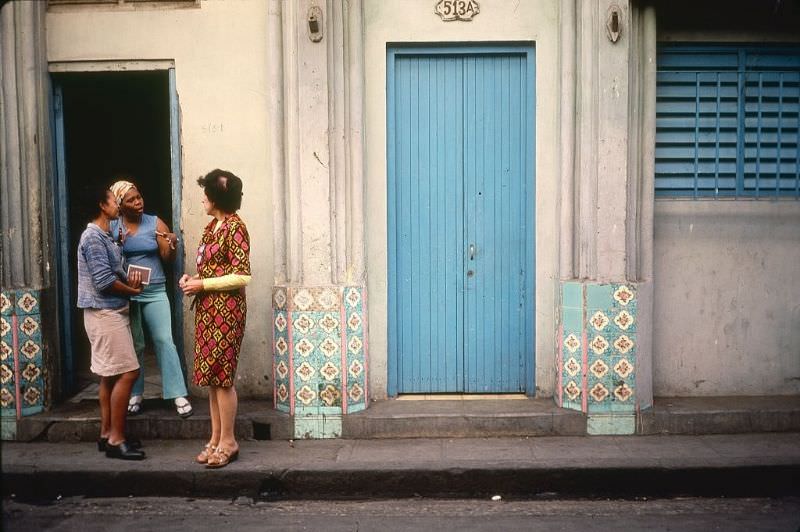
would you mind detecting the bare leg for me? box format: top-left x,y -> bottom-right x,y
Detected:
215,385 -> 238,452
108,369 -> 139,445
98,376 -> 118,439
208,387 -> 221,448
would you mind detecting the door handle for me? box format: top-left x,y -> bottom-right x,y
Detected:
468,244 -> 476,260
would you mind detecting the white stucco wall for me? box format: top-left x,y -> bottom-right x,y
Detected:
363,0 -> 561,398
653,201 -> 800,396
46,1 -> 274,396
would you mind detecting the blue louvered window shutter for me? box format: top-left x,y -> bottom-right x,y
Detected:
656,46 -> 800,198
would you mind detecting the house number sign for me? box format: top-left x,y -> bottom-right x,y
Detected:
435,0 -> 480,21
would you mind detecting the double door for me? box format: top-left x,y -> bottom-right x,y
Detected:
388,46 -> 535,394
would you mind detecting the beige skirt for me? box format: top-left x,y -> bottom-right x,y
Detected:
83,305 -> 139,377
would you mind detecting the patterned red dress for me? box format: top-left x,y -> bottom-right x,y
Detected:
192,214 -> 251,387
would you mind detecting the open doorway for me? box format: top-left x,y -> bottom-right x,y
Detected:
52,69 -> 184,400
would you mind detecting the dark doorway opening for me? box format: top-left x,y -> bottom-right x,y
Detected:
53,70 -> 180,397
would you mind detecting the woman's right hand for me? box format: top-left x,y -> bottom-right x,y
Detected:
179,273 -> 192,288
128,270 -> 143,291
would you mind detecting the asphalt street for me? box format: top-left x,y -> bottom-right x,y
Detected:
3,496 -> 800,531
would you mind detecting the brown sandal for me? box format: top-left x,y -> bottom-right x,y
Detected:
196,443 -> 217,464
206,446 -> 239,469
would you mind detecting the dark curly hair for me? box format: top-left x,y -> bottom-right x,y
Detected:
197,169 -> 243,213
84,183 -> 114,221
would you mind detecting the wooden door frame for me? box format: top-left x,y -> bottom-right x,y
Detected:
50,61 -> 185,396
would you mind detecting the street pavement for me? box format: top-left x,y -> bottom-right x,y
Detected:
2,432 -> 799,500
3,496 -> 800,531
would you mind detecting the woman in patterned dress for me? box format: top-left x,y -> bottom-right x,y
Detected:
179,169 -> 251,469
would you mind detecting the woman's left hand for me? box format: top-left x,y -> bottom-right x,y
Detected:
181,278 -> 204,296
155,230 -> 178,250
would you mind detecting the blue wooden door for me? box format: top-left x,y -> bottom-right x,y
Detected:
388,46 -> 535,395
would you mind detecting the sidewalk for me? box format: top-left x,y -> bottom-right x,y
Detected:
3,433 -> 799,500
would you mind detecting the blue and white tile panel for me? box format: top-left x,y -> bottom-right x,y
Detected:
272,286 -> 368,418
557,282 -> 637,414
1,289 -> 45,419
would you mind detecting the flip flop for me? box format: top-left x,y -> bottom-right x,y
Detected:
175,396 -> 193,419
127,395 -> 143,416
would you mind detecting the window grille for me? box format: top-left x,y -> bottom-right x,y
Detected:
656,46 -> 800,198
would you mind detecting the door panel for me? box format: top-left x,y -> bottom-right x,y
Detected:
391,54 -> 465,392
464,54 -> 530,392
388,46 -> 535,395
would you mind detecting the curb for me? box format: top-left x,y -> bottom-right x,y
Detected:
4,464 -> 799,501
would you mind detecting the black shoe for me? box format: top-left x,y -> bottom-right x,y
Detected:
98,437 -> 142,452
105,441 -> 146,460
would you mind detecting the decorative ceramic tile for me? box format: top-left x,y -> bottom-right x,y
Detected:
293,314 -> 316,334
613,383 -> 633,402
564,380 -> 581,401
614,358 -> 634,378
0,341 -> 11,361
348,359 -> 364,379
295,361 -> 315,382
319,337 -> 339,358
564,357 -> 581,377
319,313 -> 339,334
564,333 -> 580,353
348,382 -> 364,403
0,364 -> 13,385
590,335 -> 609,356
15,291 -> 39,315
296,385 -> 317,406
613,310 -> 634,331
295,338 -> 315,358
319,384 -> 341,407
613,334 -> 634,355
589,382 -> 610,402
273,287 -> 288,309
345,287 -> 361,308
589,359 -> 609,379
274,312 -> 288,332
0,387 -> 13,408
0,293 -> 12,315
612,285 -> 635,306
22,386 -> 41,406
590,311 -> 610,331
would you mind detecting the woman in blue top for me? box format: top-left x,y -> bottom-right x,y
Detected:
110,180 -> 193,418
77,185 -> 145,460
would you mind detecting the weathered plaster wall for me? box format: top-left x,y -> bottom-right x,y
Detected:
363,0 -> 561,398
46,1 -> 274,396
653,201 -> 800,396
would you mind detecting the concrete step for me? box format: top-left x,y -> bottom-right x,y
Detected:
15,399 -> 293,443
343,396 -> 800,438
14,395 -> 800,442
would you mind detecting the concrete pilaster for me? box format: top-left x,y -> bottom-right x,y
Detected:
269,0 -> 367,438
556,0 -> 656,433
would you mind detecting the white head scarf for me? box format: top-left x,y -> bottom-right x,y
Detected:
110,180 -> 136,205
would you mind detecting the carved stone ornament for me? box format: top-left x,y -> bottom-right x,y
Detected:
435,0 -> 480,22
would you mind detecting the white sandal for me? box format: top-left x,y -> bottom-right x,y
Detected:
127,395 -> 143,416
175,396 -> 193,419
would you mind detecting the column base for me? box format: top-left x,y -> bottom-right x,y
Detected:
272,285 -> 368,439
1,289 -> 46,438
555,280 -> 652,429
